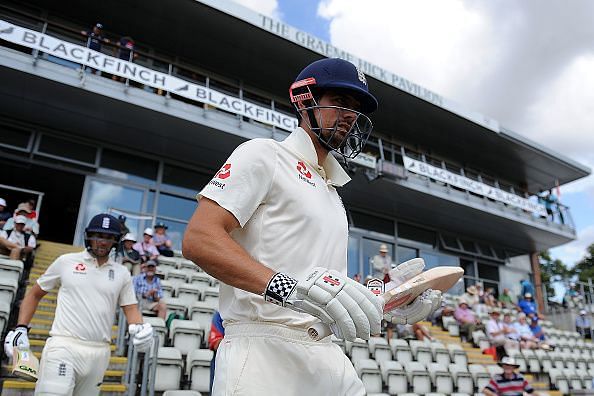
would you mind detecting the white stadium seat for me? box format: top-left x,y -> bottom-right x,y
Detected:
164,297 -> 189,318
179,258 -> 197,271
202,286 -> 220,303
442,315 -> 460,336
468,364 -> 491,390
142,316 -> 167,347
0,299 -> 10,333
166,269 -> 189,287
170,320 -> 204,355
160,280 -> 176,299
409,340 -> 432,365
390,339 -> 413,364
427,362 -> 453,394
431,342 -> 451,366
521,349 -> 540,373
368,337 -> 392,365
379,360 -> 407,395
177,283 -> 203,305
404,361 -> 431,394
448,364 -> 474,395
189,301 -> 216,346
354,359 -> 382,394
549,368 -> 569,394
347,338 -> 369,364
187,349 -> 214,393
563,368 -> 583,390
0,277 -> 18,304
0,258 -> 23,278
155,347 -> 183,391
163,391 -> 202,396
157,256 -> 178,269
447,344 -> 468,367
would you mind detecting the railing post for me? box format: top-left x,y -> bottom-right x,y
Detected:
116,308 -> 127,356
166,64 -> 172,99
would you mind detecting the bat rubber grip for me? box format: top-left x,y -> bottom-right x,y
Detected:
307,322 -> 334,341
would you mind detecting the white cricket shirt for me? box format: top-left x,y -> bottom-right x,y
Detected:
37,250 -> 137,343
199,127 -> 351,328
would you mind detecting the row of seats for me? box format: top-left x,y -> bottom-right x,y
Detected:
144,306 -> 215,351
155,347 -> 213,393
160,280 -> 220,304
0,258 -> 25,333
333,336 -> 468,368
353,358 -> 501,394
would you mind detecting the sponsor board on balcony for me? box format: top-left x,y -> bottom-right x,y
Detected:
403,156 -> 547,217
0,19 -> 298,132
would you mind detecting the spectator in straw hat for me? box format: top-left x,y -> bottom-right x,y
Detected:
483,356 -> 534,396
371,243 -> 392,280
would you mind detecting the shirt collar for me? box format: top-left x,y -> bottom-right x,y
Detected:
281,127 -> 351,187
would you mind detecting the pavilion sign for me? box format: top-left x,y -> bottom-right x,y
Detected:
0,19 -> 298,132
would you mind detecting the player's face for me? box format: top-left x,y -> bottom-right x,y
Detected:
89,232 -> 117,257
314,91 -> 361,150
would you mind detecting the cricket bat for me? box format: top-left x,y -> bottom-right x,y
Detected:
308,266 -> 464,340
11,347 -> 39,382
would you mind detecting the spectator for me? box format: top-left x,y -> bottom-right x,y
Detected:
528,317 -> 546,341
0,198 -> 10,228
484,287 -> 498,308
482,356 -> 534,396
133,228 -> 159,263
0,215 -> 36,261
454,300 -> 483,343
502,313 -> 520,340
462,285 -> 480,308
518,293 -> 539,317
112,36 -> 137,82
208,311 -> 224,393
25,199 -> 37,220
133,260 -> 166,319
3,203 -> 40,236
576,309 -> 592,339
474,283 -> 489,315
118,215 -> 130,236
153,222 -> 174,257
120,233 -> 142,275
370,244 -> 392,281
486,309 -> 519,359
80,22 -> 109,52
352,273 -> 361,283
512,314 -> 540,349
498,288 -> 515,308
520,279 -> 535,299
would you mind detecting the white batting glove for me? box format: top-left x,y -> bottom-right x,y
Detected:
264,268 -> 383,342
385,258 -> 425,289
384,289 -> 442,325
128,323 -> 154,352
4,326 -> 30,359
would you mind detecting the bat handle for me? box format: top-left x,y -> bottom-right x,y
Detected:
307,322 -> 337,341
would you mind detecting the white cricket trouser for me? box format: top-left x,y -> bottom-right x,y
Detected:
212,322 -> 365,396
35,336 -> 111,396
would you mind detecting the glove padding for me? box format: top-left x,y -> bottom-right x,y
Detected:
3,327 -> 29,359
284,267 -> 383,342
128,323 -> 153,352
384,289 -> 442,325
383,258 -> 443,325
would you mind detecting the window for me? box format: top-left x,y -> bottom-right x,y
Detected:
397,245 -> 418,263
0,125 -> 32,150
162,164 -> 211,196
350,210 -> 394,236
99,149 -> 158,185
157,193 -> 197,221
37,134 -> 97,164
459,239 -> 478,253
398,222 -> 435,246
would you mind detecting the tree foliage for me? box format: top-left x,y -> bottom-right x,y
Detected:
572,243 -> 594,283
539,250 -> 572,286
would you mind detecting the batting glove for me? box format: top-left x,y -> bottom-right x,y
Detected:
129,323 -> 154,353
4,326 -> 30,359
263,267 -> 383,342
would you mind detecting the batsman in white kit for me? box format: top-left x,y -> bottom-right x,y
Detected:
3,213 -> 153,396
183,58 -> 441,395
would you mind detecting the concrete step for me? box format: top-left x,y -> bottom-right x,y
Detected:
1,380 -> 126,395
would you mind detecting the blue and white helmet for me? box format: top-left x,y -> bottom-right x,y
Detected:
289,58 -> 377,159
85,213 -> 122,238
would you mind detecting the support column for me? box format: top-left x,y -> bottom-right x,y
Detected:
530,252 -> 544,315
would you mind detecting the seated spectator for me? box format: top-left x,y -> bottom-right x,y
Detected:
352,273 -> 361,283
0,198 -> 11,228
133,260 -> 166,319
512,313 -> 540,349
528,317 -> 546,341
518,293 -> 539,317
482,356 -> 534,396
0,215 -> 36,262
153,222 -> 174,257
431,301 -> 454,327
462,285 -> 480,308
396,323 -> 433,341
498,288 -> 515,308
486,309 -> 519,358
576,309 -> 591,339
3,203 -> 40,235
133,228 -> 160,263
484,287 -> 498,308
119,233 -> 142,275
454,300 -> 483,342
25,199 -> 37,220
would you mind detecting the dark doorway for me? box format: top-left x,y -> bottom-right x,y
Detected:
0,162 -> 84,244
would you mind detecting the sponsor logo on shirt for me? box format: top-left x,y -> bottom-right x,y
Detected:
296,161 -> 316,187
209,163 -> 232,190
73,263 -> 87,274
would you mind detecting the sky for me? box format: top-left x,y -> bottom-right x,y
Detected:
233,0 -> 594,268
